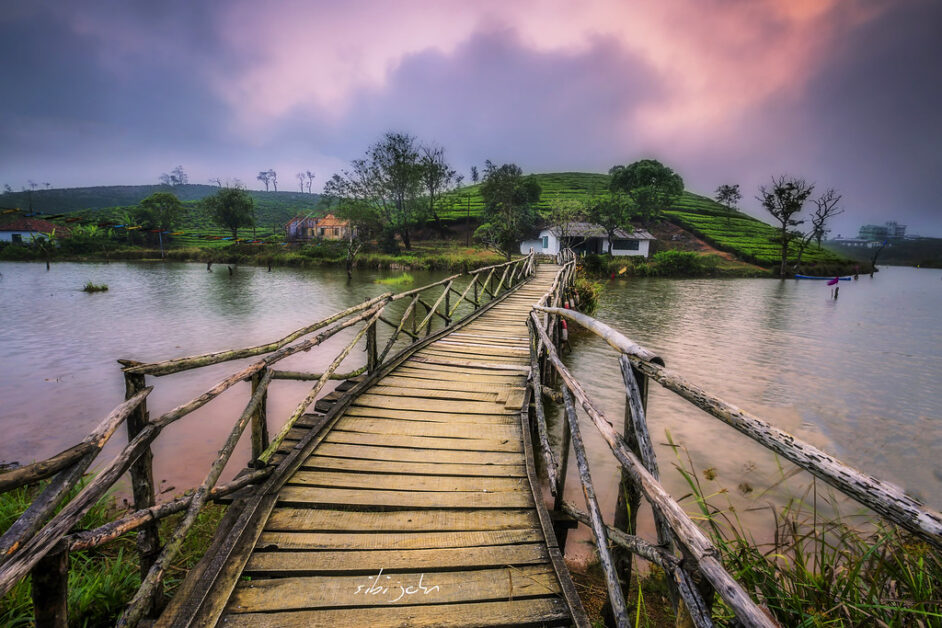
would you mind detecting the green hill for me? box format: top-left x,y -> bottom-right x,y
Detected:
441,172 -> 850,270
1,185 -> 323,246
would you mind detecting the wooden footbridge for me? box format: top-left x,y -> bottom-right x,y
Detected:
2,251 -> 940,627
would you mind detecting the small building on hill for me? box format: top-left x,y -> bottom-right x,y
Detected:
520,222 -> 655,257
285,213 -> 352,242
0,217 -> 70,244
285,215 -> 320,241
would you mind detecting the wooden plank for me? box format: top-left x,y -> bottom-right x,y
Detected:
390,367 -> 520,385
423,343 -> 529,357
437,338 -> 529,348
335,417 -> 520,440
277,486 -> 533,509
353,394 -> 518,415
299,456 -> 527,477
409,356 -> 530,373
366,385 -> 500,403
220,597 -> 570,627
244,543 -> 550,575
376,375 -> 516,393
227,565 -> 559,613
342,406 -> 518,425
324,431 -> 522,453
265,508 -> 540,532
254,528 -> 543,551
418,349 -> 529,365
285,471 -> 528,493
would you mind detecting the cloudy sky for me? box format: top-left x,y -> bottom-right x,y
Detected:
1,0 -> 940,236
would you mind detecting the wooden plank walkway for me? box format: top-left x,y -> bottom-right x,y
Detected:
159,265 -> 586,627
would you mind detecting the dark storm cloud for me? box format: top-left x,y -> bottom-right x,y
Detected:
296,27 -> 667,172
0,1 -> 235,184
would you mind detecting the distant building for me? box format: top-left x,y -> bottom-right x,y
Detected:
520,222 -> 655,257
0,217 -> 70,243
858,221 -> 906,241
284,213 -> 353,242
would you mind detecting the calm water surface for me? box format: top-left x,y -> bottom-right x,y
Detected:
0,261 -> 454,496
557,266 -> 941,558
1,262 -> 938,554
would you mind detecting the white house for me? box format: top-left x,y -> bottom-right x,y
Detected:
521,222 -> 655,257
0,217 -> 69,244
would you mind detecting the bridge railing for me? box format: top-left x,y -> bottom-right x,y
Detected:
527,259 -> 942,627
0,251 -> 534,627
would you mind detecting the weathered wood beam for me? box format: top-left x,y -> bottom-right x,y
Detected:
560,386 -> 630,627
531,313 -> 775,628
122,293 -> 392,376
447,275 -> 478,319
527,322 -> 558,492
0,443 -> 91,495
66,469 -> 271,552
259,307 -> 383,463
377,294 -> 420,365
415,280 -> 453,337
539,306 -> 942,550
390,273 -> 459,300
269,367 -> 366,381
0,388 -> 152,562
32,544 -> 68,628
118,370 -> 274,627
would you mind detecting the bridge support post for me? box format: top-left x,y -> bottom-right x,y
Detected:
251,367 -> 270,464
124,370 -> 162,615
32,544 -> 68,628
613,364 -> 647,599
366,321 -> 378,373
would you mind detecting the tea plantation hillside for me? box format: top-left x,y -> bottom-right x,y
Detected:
441,172 -> 849,269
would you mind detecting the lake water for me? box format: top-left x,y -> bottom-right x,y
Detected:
1,261 -> 939,553
557,266 -> 942,558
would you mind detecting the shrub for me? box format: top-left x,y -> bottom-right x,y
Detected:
651,250 -> 716,277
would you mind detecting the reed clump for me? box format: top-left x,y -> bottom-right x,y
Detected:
374,272 -> 414,286
667,436 -> 941,626
82,281 -> 109,292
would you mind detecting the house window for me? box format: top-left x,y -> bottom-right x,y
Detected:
319,227 -> 325,236
613,239 -> 639,250
541,235 -> 549,249
11,233 -> 23,243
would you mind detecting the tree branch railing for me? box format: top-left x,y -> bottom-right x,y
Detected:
526,271 -> 942,627
0,251 -> 535,627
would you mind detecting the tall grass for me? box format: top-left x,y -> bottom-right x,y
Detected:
665,433 -> 942,626
0,479 -> 225,626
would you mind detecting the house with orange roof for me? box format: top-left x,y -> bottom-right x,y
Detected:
285,213 -> 352,242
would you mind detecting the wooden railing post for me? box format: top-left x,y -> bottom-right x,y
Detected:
250,367 -> 270,465
32,544 -> 68,628
366,320 -> 378,373
613,363 -> 647,598
123,370 -> 161,614
444,288 -> 451,324
473,276 -> 479,307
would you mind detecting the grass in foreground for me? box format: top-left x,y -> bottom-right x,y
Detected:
374,272 -> 414,286
666,434 -> 942,626
0,480 -> 225,626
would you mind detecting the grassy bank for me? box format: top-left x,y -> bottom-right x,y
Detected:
0,480 -> 224,625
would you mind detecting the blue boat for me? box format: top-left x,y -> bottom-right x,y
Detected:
794,274 -> 852,281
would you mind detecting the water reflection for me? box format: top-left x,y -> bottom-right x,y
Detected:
560,268 -> 942,559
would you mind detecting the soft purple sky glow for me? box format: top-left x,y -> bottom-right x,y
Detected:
1,0 -> 940,236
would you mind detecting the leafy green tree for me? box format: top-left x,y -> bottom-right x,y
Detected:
587,194 -> 632,255
547,194 -> 585,250
204,187 -> 256,240
609,159 -> 683,226
419,144 -> 460,236
474,162 -> 541,260
138,192 -> 184,231
757,176 -> 814,277
323,132 -> 425,251
714,184 -> 741,223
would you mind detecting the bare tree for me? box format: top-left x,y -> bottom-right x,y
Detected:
159,173 -> 172,186
420,144 -> 459,235
792,188 -> 844,273
256,171 -> 270,191
209,177 -> 223,187
43,182 -> 51,190
2,184 -> 12,194
758,176 -> 814,277
305,170 -> 315,193
714,183 -> 741,223
470,165 -> 479,184
296,172 -> 305,192
268,169 -> 278,192
171,165 -> 188,186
